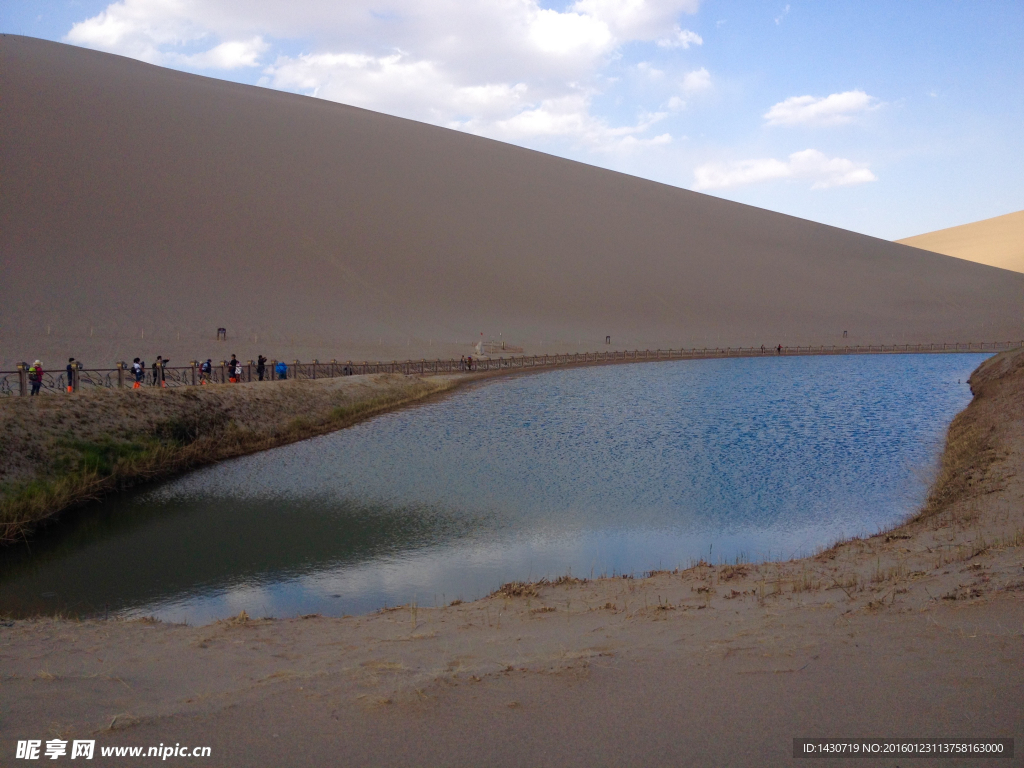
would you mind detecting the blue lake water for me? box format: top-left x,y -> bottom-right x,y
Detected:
0,353 -> 987,623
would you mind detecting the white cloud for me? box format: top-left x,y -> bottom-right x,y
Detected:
64,0 -> 704,149
681,67 -> 711,92
529,9 -> 613,57
693,149 -> 877,190
774,4 -> 791,25
267,51 -> 531,124
636,61 -> 665,78
764,90 -> 878,127
656,26 -> 703,48
459,95 -> 671,152
179,37 -> 268,69
572,0 -> 701,40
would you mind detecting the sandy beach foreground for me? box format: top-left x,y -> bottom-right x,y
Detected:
2,350 -> 1022,766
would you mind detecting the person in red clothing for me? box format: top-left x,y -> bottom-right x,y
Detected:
29,360 -> 44,395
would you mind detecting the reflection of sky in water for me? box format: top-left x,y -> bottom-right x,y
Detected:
0,354 -> 987,623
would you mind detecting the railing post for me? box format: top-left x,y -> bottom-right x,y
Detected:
311,359 -> 318,380
220,361 -> 227,383
247,361 -> 254,382
190,361 -> 198,385
17,363 -> 27,396
116,362 -> 125,388
293,360 -> 300,379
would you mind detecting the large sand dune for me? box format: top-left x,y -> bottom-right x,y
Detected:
897,209 -> 1024,274
2,34 -> 1022,370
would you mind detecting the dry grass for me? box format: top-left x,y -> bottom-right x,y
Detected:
908,348 -> 1024,526
491,574 -> 587,599
0,375 -> 456,542
915,421 -> 995,522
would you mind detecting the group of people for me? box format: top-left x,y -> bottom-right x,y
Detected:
130,356 -> 171,388
26,358 -> 79,395
22,352 -> 397,395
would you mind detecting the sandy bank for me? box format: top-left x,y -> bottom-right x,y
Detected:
0,374 -> 456,542
1,351 -> 1021,765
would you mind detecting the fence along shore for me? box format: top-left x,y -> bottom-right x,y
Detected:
3,341 -> 1021,397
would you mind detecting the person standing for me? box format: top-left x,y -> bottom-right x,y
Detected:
276,360 -> 288,380
29,360 -> 43,395
152,356 -> 163,387
66,358 -> 76,393
776,344 -> 782,355
228,355 -> 239,383
257,355 -> 267,381
200,359 -> 212,385
132,358 -> 144,388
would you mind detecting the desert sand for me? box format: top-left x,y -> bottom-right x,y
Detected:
2,349 -> 1021,766
897,210 -> 1024,274
2,34 -> 1023,373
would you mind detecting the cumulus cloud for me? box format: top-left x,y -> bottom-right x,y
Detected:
693,149 -> 877,190
179,37 -> 268,69
65,0 -> 704,149
681,67 -> 711,92
656,26 -> 703,48
764,90 -> 878,127
457,95 -> 671,152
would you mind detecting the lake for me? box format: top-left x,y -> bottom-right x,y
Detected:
0,353 -> 987,623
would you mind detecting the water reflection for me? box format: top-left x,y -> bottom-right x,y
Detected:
0,354 -> 987,622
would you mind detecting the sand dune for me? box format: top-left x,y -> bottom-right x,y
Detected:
896,209 -> 1024,274
2,34 -> 1022,370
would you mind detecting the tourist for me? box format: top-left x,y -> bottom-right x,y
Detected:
460,355 -> 466,371
257,355 -> 267,381
132,358 -> 144,388
228,355 -> 239,383
152,356 -> 169,387
234,357 -> 244,382
466,355 -> 473,371
276,360 -> 288,380
29,360 -> 43,395
777,344 -> 782,355
66,357 -> 76,393
200,359 -> 212,384
151,356 -> 162,387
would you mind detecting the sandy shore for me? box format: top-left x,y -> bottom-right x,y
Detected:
1,351 -> 1022,766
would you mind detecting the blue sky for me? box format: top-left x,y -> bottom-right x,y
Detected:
3,0 -> 1021,239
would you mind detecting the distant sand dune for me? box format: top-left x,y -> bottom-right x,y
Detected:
897,210 -> 1024,274
1,35 -> 1022,369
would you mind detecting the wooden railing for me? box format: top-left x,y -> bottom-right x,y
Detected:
3,341 -> 1021,396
